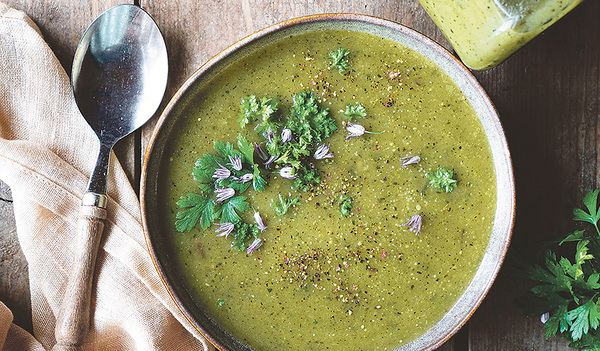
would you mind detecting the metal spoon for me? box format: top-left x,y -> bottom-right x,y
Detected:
53,5 -> 168,350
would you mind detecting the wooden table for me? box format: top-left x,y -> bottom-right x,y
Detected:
1,0 -> 597,349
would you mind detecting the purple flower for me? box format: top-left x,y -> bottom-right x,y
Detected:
215,187 -> 235,202
239,173 -> 254,183
314,143 -> 334,160
227,155 -> 243,171
215,222 -> 235,239
254,211 -> 267,232
212,162 -> 231,180
402,214 -> 422,234
279,166 -> 297,179
264,155 -> 278,169
263,130 -> 275,143
254,142 -> 268,160
345,122 -> 380,141
540,312 -> 550,324
400,156 -> 421,167
281,128 -> 292,143
246,238 -> 263,255
345,122 -> 366,141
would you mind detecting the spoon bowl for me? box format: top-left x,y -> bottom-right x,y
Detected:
52,5 -> 167,350
72,4 -> 168,195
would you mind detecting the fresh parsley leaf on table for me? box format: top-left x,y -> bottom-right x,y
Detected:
523,189 -> 600,349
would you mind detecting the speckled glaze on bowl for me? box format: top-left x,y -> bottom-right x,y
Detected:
141,14 -> 515,351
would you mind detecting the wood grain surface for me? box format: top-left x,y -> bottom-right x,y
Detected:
1,0 -> 598,350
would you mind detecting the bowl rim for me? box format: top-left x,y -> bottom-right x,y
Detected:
141,13 -> 516,351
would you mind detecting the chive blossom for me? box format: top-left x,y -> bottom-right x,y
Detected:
314,143 -> 334,160
227,155 -> 243,171
212,162 -> 231,180
279,166 -> 297,179
264,155 -> 278,169
215,187 -> 235,202
239,173 -> 254,183
254,211 -> 267,232
402,214 -> 422,234
281,128 -> 292,143
215,222 -> 235,238
254,142 -> 268,160
246,238 -> 263,255
400,156 -> 421,167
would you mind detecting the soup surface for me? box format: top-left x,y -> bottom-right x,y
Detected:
159,29 -> 496,350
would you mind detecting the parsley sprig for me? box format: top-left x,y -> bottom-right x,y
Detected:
339,195 -> 352,218
426,167 -> 457,193
329,48 -> 350,73
176,91 -> 340,253
343,104 -> 367,121
271,194 -> 300,216
175,135 -> 264,251
522,189 -> 600,348
258,91 -> 337,191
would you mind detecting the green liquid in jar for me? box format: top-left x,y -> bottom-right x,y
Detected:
418,0 -> 584,70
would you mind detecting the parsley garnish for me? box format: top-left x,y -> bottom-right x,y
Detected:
343,104 -> 367,121
521,189 -> 600,348
176,87 -> 374,255
231,222 -> 260,252
574,189 -> 600,235
175,194 -> 217,231
329,48 -> 350,73
175,135 -> 267,252
217,299 -> 225,307
426,167 -> 457,193
339,195 -> 352,218
262,91 -> 337,191
271,194 -> 300,216
219,196 -> 249,224
238,95 -> 280,131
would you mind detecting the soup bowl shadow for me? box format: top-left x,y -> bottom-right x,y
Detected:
141,13 -> 515,351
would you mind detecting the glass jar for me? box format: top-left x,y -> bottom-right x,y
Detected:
417,0 -> 584,70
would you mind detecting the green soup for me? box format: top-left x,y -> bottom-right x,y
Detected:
159,30 -> 496,350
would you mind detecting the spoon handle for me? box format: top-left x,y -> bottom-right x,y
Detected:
53,201 -> 107,351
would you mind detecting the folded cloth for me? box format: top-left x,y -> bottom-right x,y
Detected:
0,3 -> 212,350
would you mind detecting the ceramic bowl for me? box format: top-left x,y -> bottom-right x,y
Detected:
141,14 -> 515,351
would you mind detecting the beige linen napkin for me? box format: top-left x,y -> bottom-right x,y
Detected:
0,3 -> 212,350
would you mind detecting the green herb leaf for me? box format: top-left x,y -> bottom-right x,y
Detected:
217,299 -> 225,307
175,193 -> 216,232
193,154 -> 226,191
339,195 -> 352,218
560,230 -> 587,245
567,299 -> 596,341
219,196 -> 250,224
237,135 -> 255,164
574,189 -> 600,235
343,104 -> 367,121
329,47 -> 350,73
215,177 -> 251,193
426,167 -> 457,193
252,165 -> 267,192
231,222 -> 260,252
238,95 -> 280,133
287,91 -> 336,144
271,194 -> 300,216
